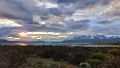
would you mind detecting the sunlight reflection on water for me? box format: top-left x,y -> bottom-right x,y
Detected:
18,43 -> 28,46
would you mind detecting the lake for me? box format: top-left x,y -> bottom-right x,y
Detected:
1,42 -> 120,47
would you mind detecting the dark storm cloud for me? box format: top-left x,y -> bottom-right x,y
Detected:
78,20 -> 90,22
0,0 -> 60,24
40,16 -> 48,21
0,0 -> 120,40
49,8 -> 61,15
0,27 -> 21,38
0,0 -> 111,24
0,0 -> 37,24
57,0 -> 110,8
66,19 -> 90,31
97,20 -> 112,24
57,0 -> 79,3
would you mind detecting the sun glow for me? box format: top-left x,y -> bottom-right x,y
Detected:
8,37 -> 21,41
18,43 -> 27,46
19,32 -> 28,38
0,18 -> 22,27
17,31 -> 70,40
19,32 -> 61,35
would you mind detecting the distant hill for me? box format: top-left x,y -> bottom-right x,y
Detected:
0,39 -> 46,44
8,40 -> 46,43
0,39 -> 8,43
62,35 -> 120,43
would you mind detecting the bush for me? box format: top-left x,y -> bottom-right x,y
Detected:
108,48 -> 120,55
86,59 -> 102,67
89,52 -> 105,61
79,62 -> 91,68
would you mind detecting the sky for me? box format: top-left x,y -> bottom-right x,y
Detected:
0,0 -> 120,41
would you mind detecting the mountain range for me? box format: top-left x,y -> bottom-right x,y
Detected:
0,35 -> 120,44
62,35 -> 120,43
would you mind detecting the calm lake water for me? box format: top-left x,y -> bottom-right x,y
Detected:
1,42 -> 120,47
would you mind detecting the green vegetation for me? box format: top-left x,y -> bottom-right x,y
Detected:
95,42 -> 120,45
79,62 -> 91,68
0,46 -> 120,68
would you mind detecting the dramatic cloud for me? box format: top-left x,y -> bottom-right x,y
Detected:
97,20 -> 112,24
0,0 -> 120,41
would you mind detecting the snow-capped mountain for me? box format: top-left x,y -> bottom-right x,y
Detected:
63,35 -> 120,43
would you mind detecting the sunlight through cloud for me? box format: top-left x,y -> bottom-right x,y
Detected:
0,19 -> 22,28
